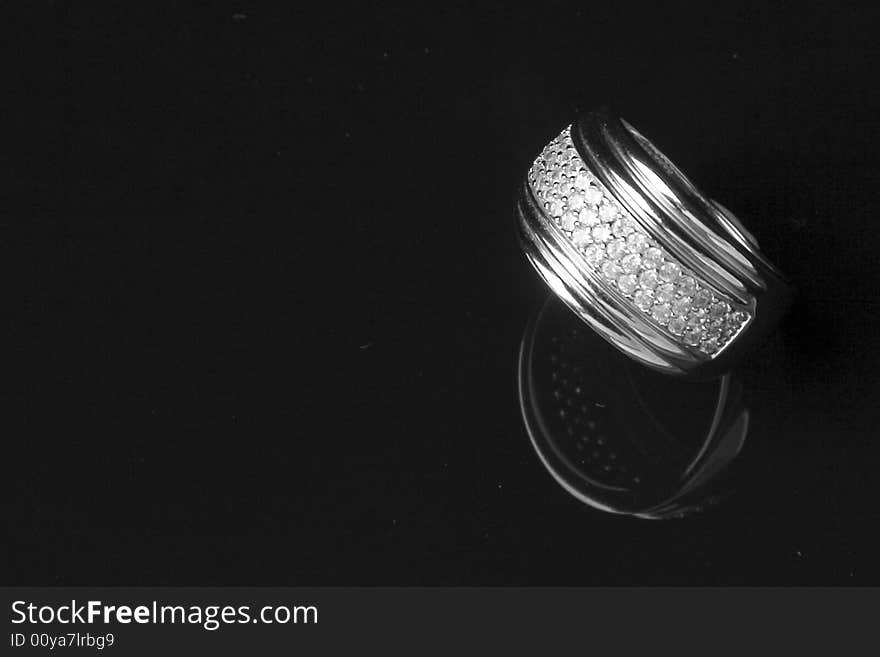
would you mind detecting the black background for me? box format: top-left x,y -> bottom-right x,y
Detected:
3,3 -> 880,584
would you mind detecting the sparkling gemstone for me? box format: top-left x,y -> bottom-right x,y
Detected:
701,337 -> 720,354
584,244 -> 605,266
651,303 -> 672,324
728,311 -> 746,326
683,327 -> 703,346
655,283 -> 675,303
675,276 -> 694,297
574,172 -> 592,190
578,207 -> 599,226
642,247 -> 663,269
568,193 -> 585,211
710,301 -> 731,319
705,320 -> 723,337
591,224 -> 611,242
667,316 -> 685,336
626,233 -> 648,253
601,260 -> 623,279
549,199 -> 564,217
583,185 -> 603,205
685,315 -> 704,330
634,290 -> 654,312
672,296 -> 692,316
612,218 -> 633,237
572,227 -> 592,247
659,262 -> 681,282
638,269 -> 659,289
620,253 -> 641,273
617,274 -> 638,295
560,211 -> 577,231
693,289 -> 713,309
599,203 -> 618,222
606,239 -> 626,259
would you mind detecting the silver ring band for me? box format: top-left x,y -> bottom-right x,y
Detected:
517,108 -> 792,377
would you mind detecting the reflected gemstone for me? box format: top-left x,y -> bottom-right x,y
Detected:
560,211 -> 577,231
568,193 -> 585,211
549,198 -> 565,217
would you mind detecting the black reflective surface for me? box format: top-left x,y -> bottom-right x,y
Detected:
520,298 -> 749,519
4,5 -> 880,584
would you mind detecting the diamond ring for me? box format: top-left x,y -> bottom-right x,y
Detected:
517,108 -> 792,377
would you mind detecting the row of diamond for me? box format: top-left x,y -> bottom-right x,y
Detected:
527,126 -> 749,356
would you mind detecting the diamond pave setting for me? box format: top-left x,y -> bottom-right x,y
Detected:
527,126 -> 750,357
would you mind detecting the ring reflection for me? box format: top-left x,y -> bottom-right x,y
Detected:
518,297 -> 750,519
